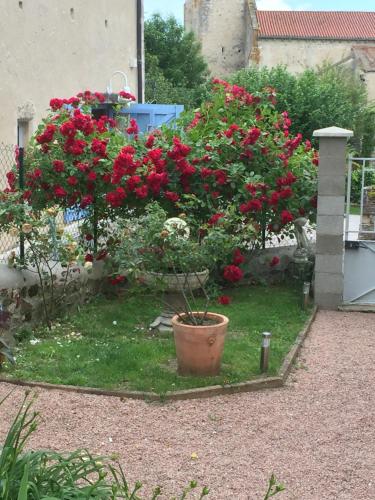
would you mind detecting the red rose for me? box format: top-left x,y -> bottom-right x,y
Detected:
243,127 -> 261,146
126,118 -> 139,135
91,138 -> 107,157
232,248 -> 245,265
145,134 -> 155,149
53,185 -> 67,198
67,176 -> 78,186
53,160 -> 65,172
85,254 -> 94,262
218,295 -> 231,305
32,169 -> 42,179
208,213 -> 225,226
94,92 -> 106,103
135,185 -> 148,199
270,256 -> 280,268
87,171 -> 97,181
49,98 -> 64,111
126,175 -> 142,191
36,124 -> 57,144
214,170 -> 227,185
6,171 -> 16,189
279,187 -> 293,199
119,91 -> 136,101
60,120 -> 77,138
164,191 -> 180,203
223,265 -> 243,283
80,194 -> 94,208
281,210 -> 294,225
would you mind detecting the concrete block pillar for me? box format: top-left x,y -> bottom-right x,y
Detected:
313,126 -> 353,309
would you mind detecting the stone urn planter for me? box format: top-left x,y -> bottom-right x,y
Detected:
143,270 -> 209,333
172,312 -> 229,376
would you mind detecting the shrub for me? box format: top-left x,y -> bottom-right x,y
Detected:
145,14 -> 209,108
5,80 -> 317,259
231,64 -> 374,156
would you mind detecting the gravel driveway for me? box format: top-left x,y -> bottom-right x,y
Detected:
1,310 -> 374,499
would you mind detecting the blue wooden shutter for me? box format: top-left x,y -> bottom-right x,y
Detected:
118,104 -> 184,133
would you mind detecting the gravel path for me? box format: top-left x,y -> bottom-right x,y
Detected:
1,310 -> 375,499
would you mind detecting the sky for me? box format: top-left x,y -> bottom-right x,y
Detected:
144,0 -> 375,22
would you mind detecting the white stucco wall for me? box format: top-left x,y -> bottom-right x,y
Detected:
364,73 -> 375,102
258,38 -> 375,74
185,0 -> 251,76
0,0 -> 140,146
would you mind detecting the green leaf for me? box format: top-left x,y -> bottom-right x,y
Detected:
17,462 -> 29,500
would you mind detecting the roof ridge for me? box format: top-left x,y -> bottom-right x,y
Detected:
258,10 -> 375,14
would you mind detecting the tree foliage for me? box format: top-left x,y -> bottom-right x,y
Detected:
144,14 -> 209,108
231,64 -> 375,155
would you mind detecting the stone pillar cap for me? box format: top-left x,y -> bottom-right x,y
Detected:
313,126 -> 353,138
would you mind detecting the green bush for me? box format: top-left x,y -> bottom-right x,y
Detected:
145,14 -> 209,108
231,64 -> 374,156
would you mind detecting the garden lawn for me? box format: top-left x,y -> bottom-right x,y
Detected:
2,285 -> 311,394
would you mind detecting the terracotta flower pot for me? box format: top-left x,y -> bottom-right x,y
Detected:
172,312 -> 229,376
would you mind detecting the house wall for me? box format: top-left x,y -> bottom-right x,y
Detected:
364,73 -> 375,102
0,0 -> 141,146
258,38 -> 375,74
184,0 -> 251,76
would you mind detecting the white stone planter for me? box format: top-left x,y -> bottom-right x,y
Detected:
142,270 -> 210,333
142,269 -> 209,292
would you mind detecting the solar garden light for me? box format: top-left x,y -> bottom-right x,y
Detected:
260,332 -> 272,373
303,281 -> 310,309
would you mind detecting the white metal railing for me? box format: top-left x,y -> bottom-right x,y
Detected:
345,157 -> 375,241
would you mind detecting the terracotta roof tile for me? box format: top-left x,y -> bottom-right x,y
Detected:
257,11 -> 375,41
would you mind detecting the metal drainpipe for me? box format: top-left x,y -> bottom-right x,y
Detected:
136,0 -> 144,103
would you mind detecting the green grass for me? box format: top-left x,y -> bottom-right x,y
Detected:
2,285 -> 311,395
350,205 -> 361,215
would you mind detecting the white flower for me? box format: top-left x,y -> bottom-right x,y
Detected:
163,217 -> 190,239
30,339 -> 41,345
112,321 -> 117,326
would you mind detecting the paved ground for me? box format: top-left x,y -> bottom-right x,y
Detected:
1,310 -> 374,499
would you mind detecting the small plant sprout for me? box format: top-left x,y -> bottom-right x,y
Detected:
0,338 -> 15,367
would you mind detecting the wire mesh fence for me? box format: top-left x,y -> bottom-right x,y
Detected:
0,144 -> 19,263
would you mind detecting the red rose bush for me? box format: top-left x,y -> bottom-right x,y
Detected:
4,81 -> 317,286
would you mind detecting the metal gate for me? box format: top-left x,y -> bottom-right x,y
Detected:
344,157 -> 375,304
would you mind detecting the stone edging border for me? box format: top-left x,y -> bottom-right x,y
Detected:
0,306 -> 318,402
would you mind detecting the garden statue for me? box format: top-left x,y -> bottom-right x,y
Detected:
293,217 -> 311,264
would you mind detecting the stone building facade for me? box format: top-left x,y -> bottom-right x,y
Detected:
0,0 -> 144,146
184,1 -> 375,101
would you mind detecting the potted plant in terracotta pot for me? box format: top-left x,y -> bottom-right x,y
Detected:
113,202 -> 238,375
171,309 -> 229,376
